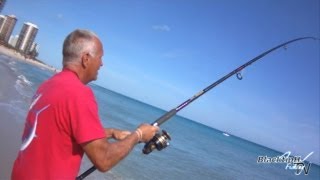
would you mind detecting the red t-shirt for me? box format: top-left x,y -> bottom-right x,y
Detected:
11,69 -> 106,179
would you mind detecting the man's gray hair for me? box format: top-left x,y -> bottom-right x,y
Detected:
62,29 -> 99,67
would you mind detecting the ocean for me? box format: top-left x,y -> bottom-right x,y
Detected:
0,54 -> 319,179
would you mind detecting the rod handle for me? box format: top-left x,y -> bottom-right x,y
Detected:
151,109 -> 177,126
76,166 -> 96,180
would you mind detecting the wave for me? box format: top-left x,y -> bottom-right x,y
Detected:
14,74 -> 33,99
8,61 -> 16,66
17,75 -> 33,86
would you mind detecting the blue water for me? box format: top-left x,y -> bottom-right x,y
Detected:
1,54 -> 319,179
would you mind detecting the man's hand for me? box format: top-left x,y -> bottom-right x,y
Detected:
105,128 -> 131,140
135,124 -> 159,143
83,124 -> 158,172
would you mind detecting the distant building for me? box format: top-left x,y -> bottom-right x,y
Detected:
0,15 -> 5,39
0,14 -> 5,27
9,34 -> 18,46
0,14 -> 17,43
28,41 -> 39,58
15,22 -> 38,55
30,42 -> 39,53
0,0 -> 6,13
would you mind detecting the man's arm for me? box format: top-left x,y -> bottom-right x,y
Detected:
105,128 -> 131,140
81,124 -> 158,172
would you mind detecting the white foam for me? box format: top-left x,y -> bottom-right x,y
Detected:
8,61 -> 16,65
9,67 -> 17,72
17,75 -> 33,86
14,75 -> 33,99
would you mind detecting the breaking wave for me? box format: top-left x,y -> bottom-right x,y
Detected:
14,75 -> 33,99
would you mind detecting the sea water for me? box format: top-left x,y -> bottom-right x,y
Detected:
1,54 -> 319,179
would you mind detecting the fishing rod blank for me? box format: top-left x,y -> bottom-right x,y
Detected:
149,37 -> 317,127
141,36 -> 317,154
77,36 -> 317,180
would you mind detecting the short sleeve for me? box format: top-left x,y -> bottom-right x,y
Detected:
69,88 -> 106,144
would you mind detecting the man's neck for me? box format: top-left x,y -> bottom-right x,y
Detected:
64,65 -> 89,84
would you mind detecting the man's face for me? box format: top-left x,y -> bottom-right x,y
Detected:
87,39 -> 104,82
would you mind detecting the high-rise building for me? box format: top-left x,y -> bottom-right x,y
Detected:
28,42 -> 39,58
9,34 -> 19,46
0,14 -> 5,27
0,15 -> 5,40
15,22 -> 38,54
0,0 -> 6,12
0,15 -> 5,38
0,15 -> 17,43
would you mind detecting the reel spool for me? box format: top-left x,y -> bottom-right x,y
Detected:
142,130 -> 171,154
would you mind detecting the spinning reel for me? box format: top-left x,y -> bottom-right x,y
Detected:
142,130 -> 171,154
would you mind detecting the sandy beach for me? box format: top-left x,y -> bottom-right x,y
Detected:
0,45 -> 59,73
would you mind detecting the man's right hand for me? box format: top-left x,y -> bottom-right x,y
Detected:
135,124 -> 159,143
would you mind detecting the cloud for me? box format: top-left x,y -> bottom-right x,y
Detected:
163,52 -> 179,58
162,49 -> 185,59
152,25 -> 171,32
57,13 -> 63,19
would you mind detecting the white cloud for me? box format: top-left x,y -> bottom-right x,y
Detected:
162,49 -> 186,59
152,25 -> 171,32
163,52 -> 178,58
57,13 -> 63,19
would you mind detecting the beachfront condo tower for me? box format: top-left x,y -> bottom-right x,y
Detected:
0,14 -> 17,44
15,22 -> 38,55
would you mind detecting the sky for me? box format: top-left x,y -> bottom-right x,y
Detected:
2,0 -> 319,163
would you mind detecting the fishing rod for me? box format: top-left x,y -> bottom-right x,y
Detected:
77,36 -> 317,180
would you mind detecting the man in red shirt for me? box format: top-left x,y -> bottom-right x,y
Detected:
11,29 -> 158,179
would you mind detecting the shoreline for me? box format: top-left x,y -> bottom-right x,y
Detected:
0,45 -> 60,73
0,57 -> 25,179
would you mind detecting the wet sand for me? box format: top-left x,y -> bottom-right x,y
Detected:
0,108 -> 23,179
0,54 -> 25,179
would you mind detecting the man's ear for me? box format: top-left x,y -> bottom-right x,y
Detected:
81,53 -> 90,68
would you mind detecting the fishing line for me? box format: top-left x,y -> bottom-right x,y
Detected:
77,37 -> 318,180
